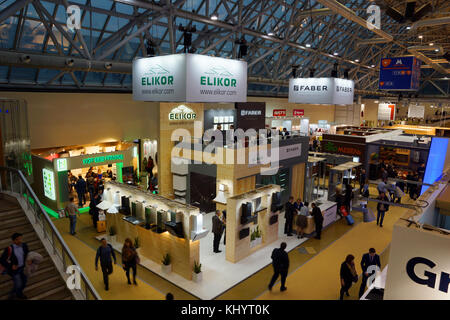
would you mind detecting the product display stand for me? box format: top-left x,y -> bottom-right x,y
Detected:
225,184 -> 281,263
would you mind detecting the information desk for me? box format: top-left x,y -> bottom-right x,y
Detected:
295,200 -> 338,235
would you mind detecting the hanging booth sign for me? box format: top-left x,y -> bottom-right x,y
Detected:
378,103 -> 396,121
379,56 -> 421,91
133,54 -> 247,102
273,109 -> 287,117
293,109 -> 304,116
288,78 -> 354,105
408,105 -> 425,119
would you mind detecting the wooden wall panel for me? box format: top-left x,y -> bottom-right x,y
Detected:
291,163 -> 305,201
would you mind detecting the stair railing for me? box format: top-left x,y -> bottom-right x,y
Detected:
0,166 -> 101,300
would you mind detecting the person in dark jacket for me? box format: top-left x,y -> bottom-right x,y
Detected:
268,242 -> 289,292
376,192 -> 389,227
0,233 -> 30,299
121,238 -> 139,285
335,188 -> 344,218
212,210 -> 225,253
359,169 -> 366,193
75,175 -> 87,208
358,248 -> 381,298
90,192 -> 101,229
95,238 -> 117,291
284,196 -> 295,236
340,254 -> 357,300
311,202 -> 324,239
344,183 -> 353,213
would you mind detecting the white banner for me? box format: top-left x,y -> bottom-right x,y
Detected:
384,224 -> 450,300
133,54 -> 247,102
288,78 -> 354,105
408,105 -> 425,119
378,103 -> 396,120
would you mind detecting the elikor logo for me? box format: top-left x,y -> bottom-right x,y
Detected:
168,105 -> 197,121
141,64 -> 174,86
201,66 -> 237,87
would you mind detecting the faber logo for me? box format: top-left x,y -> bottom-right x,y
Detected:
66,5 -> 81,32
200,66 -> 237,87
141,64 -> 174,86
169,105 -> 197,121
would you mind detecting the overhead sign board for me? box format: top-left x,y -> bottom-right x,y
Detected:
408,104 -> 425,119
56,158 -> 67,172
288,78 -> 354,105
133,54 -> 247,102
378,103 -> 396,121
235,102 -> 266,131
379,56 -> 421,91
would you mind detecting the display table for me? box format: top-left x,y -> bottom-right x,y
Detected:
295,200 -> 337,235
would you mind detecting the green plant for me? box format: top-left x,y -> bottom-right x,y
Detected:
145,212 -> 151,224
162,253 -> 171,265
193,260 -> 202,274
255,225 -> 261,238
109,226 -> 116,236
134,236 -> 140,248
250,231 -> 256,241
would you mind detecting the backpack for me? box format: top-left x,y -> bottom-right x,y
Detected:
0,246 -> 13,275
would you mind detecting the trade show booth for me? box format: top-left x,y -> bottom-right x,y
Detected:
31,141 -> 137,215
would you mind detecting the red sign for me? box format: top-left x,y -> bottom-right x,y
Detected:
273,109 -> 286,117
293,109 -> 304,117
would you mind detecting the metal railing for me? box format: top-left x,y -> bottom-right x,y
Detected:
0,166 -> 100,300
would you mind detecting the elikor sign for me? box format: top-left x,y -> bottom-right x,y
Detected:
288,78 -> 354,105
169,105 -> 197,121
133,54 -> 247,102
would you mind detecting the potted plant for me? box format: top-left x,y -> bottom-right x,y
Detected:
161,253 -> 172,273
192,260 -> 202,282
108,226 -> 117,243
255,226 -> 262,246
250,230 -> 257,248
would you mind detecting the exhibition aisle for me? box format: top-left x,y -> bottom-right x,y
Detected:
256,197 -> 411,300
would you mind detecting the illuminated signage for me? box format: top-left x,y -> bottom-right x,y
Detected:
168,105 -> 197,121
293,109 -> 304,116
42,168 -> 56,201
56,158 -> 68,172
82,154 -> 124,165
323,141 -> 363,157
289,78 -> 354,105
273,109 -> 286,117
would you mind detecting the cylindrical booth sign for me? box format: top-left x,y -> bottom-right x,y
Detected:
293,109 -> 304,117
273,109 -> 286,117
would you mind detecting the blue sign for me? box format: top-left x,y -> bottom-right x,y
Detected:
379,56 -> 421,91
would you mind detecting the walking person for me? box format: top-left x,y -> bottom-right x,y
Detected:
147,156 -> 155,180
296,202 -> 309,239
344,183 -> 353,213
90,192 -> 101,229
65,197 -> 80,235
376,192 -> 389,227
340,254 -> 358,300
121,238 -> 139,285
284,196 -> 295,236
95,238 -> 117,291
268,242 -> 289,292
75,175 -> 87,208
311,202 -> 323,240
0,233 -> 30,299
358,248 -> 381,298
212,210 -> 225,253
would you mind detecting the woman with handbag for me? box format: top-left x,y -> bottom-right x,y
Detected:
339,254 -> 358,300
121,238 -> 139,285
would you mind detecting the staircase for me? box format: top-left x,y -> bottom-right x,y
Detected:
0,196 -> 74,300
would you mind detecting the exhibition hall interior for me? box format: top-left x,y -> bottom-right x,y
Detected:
0,0 -> 450,302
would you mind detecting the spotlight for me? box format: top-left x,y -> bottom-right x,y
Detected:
406,26 -> 411,30
343,68 -> 350,79
305,43 -> 311,48
371,64 -> 375,68
331,62 -> 338,78
429,42 -> 434,46
104,62 -> 112,70
235,37 -> 248,59
292,65 -> 299,78
309,68 -> 315,77
333,52 -> 338,56
268,32 -> 274,36
211,13 -> 218,20
355,59 -> 360,63
418,35 -> 423,39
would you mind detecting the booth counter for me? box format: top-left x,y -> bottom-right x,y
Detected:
102,181 -> 206,280
31,141 -> 137,216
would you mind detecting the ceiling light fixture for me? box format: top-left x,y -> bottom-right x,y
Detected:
429,42 -> 434,46
268,32 -> 274,36
418,35 -> 423,39
355,59 -> 360,62
333,52 -> 338,56
371,64 -> 375,68
406,26 -> 411,30
211,13 -> 218,20
305,43 -> 311,48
